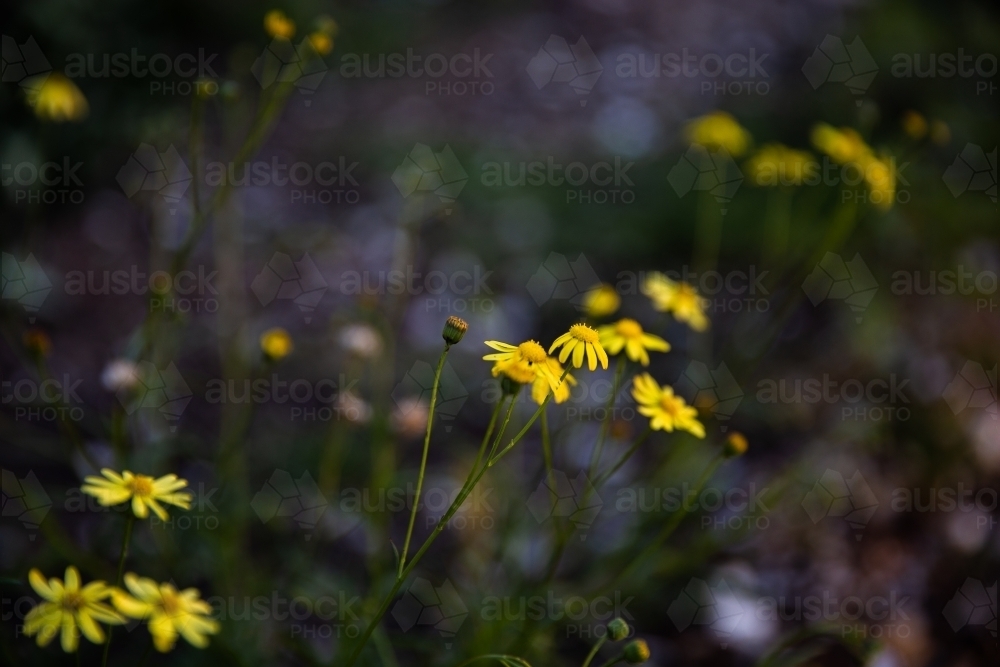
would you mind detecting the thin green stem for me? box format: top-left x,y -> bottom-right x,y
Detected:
594,426 -> 652,487
581,633 -> 607,667
101,514 -> 134,667
399,344 -> 451,576
595,651 -> 625,667
589,357 -> 625,477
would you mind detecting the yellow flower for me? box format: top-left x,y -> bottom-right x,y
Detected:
27,73 -> 88,122
264,10 -> 296,39
745,144 -> 814,187
81,469 -> 192,521
598,319 -> 670,367
530,357 -> 576,405
860,153 -> 896,210
642,273 -> 709,331
24,567 -> 124,653
260,327 -> 293,360
900,111 -> 927,140
685,111 -> 752,157
810,123 -> 870,165
308,32 -> 333,55
549,324 -> 609,371
484,340 -> 561,388
631,374 -> 705,438
582,284 -> 620,318
112,574 -> 219,652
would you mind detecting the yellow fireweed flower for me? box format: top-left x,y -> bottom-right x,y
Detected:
745,144 -> 814,187
112,574 -> 219,652
484,340 -> 561,389
810,123 -> 870,165
81,469 -> 192,521
582,284 -> 621,318
260,327 -> 294,360
264,10 -> 296,39
24,567 -> 124,653
642,273 -> 709,332
531,357 -> 576,405
685,111 -> 752,157
27,73 -> 88,122
549,324 -> 609,371
598,319 -> 670,367
631,374 -> 705,438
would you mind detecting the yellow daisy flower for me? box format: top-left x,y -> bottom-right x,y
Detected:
24,567 -> 124,653
582,284 -> 621,318
111,574 -> 220,653
260,327 -> 294,360
549,324 -> 609,371
484,340 -> 561,388
631,373 -> 705,438
530,357 -> 576,405
264,10 -> 296,39
642,273 -> 709,331
81,469 -> 192,521
745,143 -> 814,187
27,73 -> 89,122
685,111 -> 752,157
598,319 -> 670,367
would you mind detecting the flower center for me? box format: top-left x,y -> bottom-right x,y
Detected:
61,592 -> 84,612
615,318 -> 643,339
128,475 -> 155,498
659,395 -> 683,417
569,324 -> 599,343
517,341 -> 547,364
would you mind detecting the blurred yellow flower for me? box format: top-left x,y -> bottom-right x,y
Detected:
745,143 -> 814,187
631,374 -> 705,438
861,154 -> 896,210
685,111 -> 751,156
642,273 -> 709,331
25,567 -> 124,653
901,111 -> 928,140
531,357 -> 576,405
549,324 -> 609,371
27,73 -> 88,122
810,123 -> 869,164
260,327 -> 293,360
264,10 -> 296,39
81,469 -> 192,521
598,319 -> 670,367
582,283 -> 621,318
724,431 -> 749,457
484,340 -> 561,388
112,574 -> 219,652
308,32 -> 333,55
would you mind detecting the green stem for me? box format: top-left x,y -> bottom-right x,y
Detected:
595,651 -> 625,667
398,344 -> 451,576
581,635 -> 607,667
589,357 -> 626,477
101,514 -> 134,667
594,426 -> 652,487
454,655 -> 530,667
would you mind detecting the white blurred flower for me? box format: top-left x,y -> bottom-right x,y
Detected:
392,397 -> 428,438
339,323 -> 382,359
337,391 -> 373,424
101,359 -> 140,392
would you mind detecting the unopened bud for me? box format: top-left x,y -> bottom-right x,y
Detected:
723,431 -> 748,458
607,618 -> 629,641
442,316 -> 468,346
623,639 -> 650,664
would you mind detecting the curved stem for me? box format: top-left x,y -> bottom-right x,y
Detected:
101,514 -> 134,667
399,344 -> 451,576
581,634 -> 607,667
595,652 -> 625,667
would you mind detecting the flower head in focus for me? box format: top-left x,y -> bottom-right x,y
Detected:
631,373 -> 705,438
582,284 -> 621,319
260,327 -> 293,361
598,319 -> 670,367
484,340 -> 562,389
264,10 -> 296,39
81,469 -> 191,521
745,144 -> 814,187
530,357 -> 576,405
27,73 -> 88,122
111,574 -> 219,652
685,111 -> 751,157
642,273 -> 709,331
549,324 -> 609,371
24,567 -> 124,652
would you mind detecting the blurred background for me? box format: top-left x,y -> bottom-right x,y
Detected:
1,0 -> 998,665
